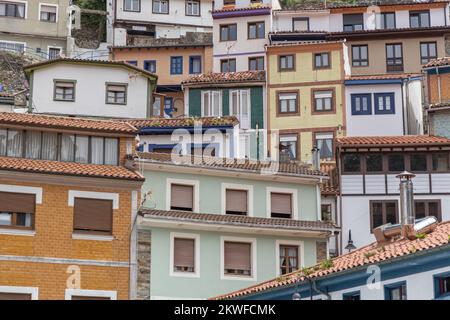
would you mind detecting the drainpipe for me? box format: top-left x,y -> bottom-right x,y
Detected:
307,278 -> 331,300
436,67 -> 442,103
401,79 -> 407,135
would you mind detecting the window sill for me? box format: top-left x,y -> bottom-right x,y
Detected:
0,229 -> 35,237
72,233 -> 114,241
170,271 -> 200,278
221,274 -> 256,281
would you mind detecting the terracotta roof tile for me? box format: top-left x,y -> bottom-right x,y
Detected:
280,0 -> 447,11
182,71 -> 265,85
137,152 -> 328,178
346,73 -> 422,81
0,156 -> 144,181
215,220 -> 450,299
212,5 -> 272,13
0,112 -> 137,135
336,135 -> 450,148
140,208 -> 339,231
423,56 -> 450,68
427,102 -> 450,112
127,116 -> 239,129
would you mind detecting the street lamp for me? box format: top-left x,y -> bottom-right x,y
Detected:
345,230 -> 356,252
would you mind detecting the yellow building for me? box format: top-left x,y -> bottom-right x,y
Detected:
266,41 -> 348,163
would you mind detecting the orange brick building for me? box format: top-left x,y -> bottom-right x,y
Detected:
0,113 -> 143,300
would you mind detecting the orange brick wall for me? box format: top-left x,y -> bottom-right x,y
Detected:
428,72 -> 450,104
0,178 -> 139,300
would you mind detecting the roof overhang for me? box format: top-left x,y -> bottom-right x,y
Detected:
138,125 -> 235,134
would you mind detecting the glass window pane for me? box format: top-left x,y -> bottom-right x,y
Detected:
410,154 -> 427,172
415,202 -> 426,219
0,129 -> 6,156
0,212 -> 12,226
25,131 -> 41,159
16,213 -> 32,227
61,134 -> 75,162
432,153 -> 449,171
105,138 -> 118,165
91,137 -> 104,165
428,202 -> 439,220
343,154 -> 361,172
386,202 -> 397,224
366,154 -> 383,172
7,130 -> 23,157
41,132 -> 58,161
372,202 -> 383,228
388,154 -> 404,172
75,136 -> 89,163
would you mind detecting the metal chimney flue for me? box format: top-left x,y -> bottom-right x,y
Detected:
311,145 -> 320,170
396,171 -> 416,240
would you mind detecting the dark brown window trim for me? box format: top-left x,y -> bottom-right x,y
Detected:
220,58 -> 236,72
313,131 -> 335,160
351,44 -> 369,68
276,90 -> 300,117
219,23 -> 237,42
385,43 -> 404,73
414,199 -> 442,221
53,79 -> 76,102
185,0 -> 200,17
248,56 -> 264,71
152,0 -> 169,14
279,133 -> 300,161
313,52 -> 331,70
369,200 -> 399,232
420,41 -> 437,64
279,244 -> 299,275
247,21 -> 265,40
123,0 -> 141,12
278,54 -> 295,72
311,87 -> 336,115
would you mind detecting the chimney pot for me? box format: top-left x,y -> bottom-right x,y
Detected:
397,171 -> 416,239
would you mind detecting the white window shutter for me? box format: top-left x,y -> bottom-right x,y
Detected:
240,90 -> 250,130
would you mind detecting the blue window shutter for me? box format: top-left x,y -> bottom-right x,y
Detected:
171,56 -> 183,75
351,93 -> 372,115
374,92 -> 395,114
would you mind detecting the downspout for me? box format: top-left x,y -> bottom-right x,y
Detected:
306,278 -> 331,300
337,146 -> 343,255
129,190 -> 139,300
436,67 -> 442,103
401,79 -> 406,135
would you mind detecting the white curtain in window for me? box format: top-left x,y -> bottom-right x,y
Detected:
75,136 -> 89,163
91,137 -> 104,165
17,4 -> 25,18
7,130 -> 23,157
25,131 -> 41,159
61,134 -> 75,162
0,129 -> 7,156
41,132 -> 58,160
105,138 -> 118,165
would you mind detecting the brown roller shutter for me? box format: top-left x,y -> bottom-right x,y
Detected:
271,193 -> 292,218
225,189 -> 248,215
73,198 -> 113,234
170,184 -> 193,211
0,292 -> 32,300
71,295 -> 111,300
0,192 -> 35,213
173,238 -> 195,272
224,242 -> 251,275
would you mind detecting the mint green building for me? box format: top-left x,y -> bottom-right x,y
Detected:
136,153 -> 338,300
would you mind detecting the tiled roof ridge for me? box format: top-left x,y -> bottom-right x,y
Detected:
182,70 -> 266,85
423,56 -> 450,68
127,115 -> 239,128
345,73 -> 422,80
336,135 -> 450,147
212,4 -> 272,13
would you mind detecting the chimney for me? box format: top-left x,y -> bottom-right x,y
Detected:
396,171 -> 416,239
311,145 -> 320,170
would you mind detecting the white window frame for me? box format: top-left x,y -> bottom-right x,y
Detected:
0,0 -> 27,19
0,39 -> 26,53
229,89 -> 251,130
275,240 -> 305,277
221,183 -> 254,216
124,0 -> 141,12
220,236 -> 257,281
38,3 -> 58,22
186,0 -> 199,16
68,190 -> 119,209
64,289 -> 117,300
153,0 -> 169,14
0,286 -> 38,300
47,45 -> 62,59
201,90 -> 222,117
166,178 -> 200,212
169,232 -> 200,278
238,133 -> 250,159
266,187 -> 299,219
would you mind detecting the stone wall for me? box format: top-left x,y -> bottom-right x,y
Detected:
136,229 -> 151,300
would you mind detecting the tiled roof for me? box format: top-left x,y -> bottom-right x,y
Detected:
182,71 -> 265,85
427,102 -> 450,111
23,58 -> 158,80
0,112 -> 137,135
345,73 -> 422,81
279,0 -> 448,11
320,162 -> 339,195
140,208 -> 339,232
212,5 -> 272,13
137,152 -> 328,178
327,25 -> 450,38
215,220 -> 450,299
423,57 -> 450,68
267,40 -> 343,48
336,135 -> 450,148
0,156 -> 144,181
127,116 -> 239,129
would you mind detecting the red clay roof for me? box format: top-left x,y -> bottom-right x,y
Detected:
280,0 -> 448,10
137,152 -> 328,178
128,116 -> 239,129
0,156 -> 144,181
212,5 -> 271,13
336,135 -> 450,148
215,220 -> 450,300
182,71 -> 265,85
141,208 -> 338,232
346,73 -> 422,81
0,112 -> 137,135
423,57 -> 450,68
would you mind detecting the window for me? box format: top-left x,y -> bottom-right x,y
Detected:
270,192 -> 292,218
370,201 -> 398,230
48,47 -> 61,59
152,96 -> 162,117
0,40 -> 25,53
170,56 -> 183,75
292,17 -> 309,31
387,154 -> 405,172
170,184 -> 194,211
315,132 -> 333,159
279,55 -> 294,71
0,292 -> 32,300
414,200 -> 441,221
248,21 -> 265,39
185,0 -> 199,16
248,56 -> 264,71
124,0 -> 140,11
279,245 -> 299,275
432,153 -> 450,171
225,189 -> 248,215
106,83 -> 127,105
73,198 -> 113,235
40,4 -> 57,22
189,56 -> 201,74
366,154 -> 383,172
420,42 -> 437,64
223,0 -> 235,5
230,89 -> 250,129
0,192 -> 35,230
321,204 -> 332,222
60,134 -> 118,165
220,58 -> 236,72
434,273 -> 450,299
386,44 -> 403,72
374,93 -> 395,114
153,0 -> 169,14
343,14 -> 364,31
5,129 -> 23,157
126,60 -> 137,66
144,60 -> 156,73
343,154 -> 361,173
343,291 -> 361,300
224,241 -> 252,276
173,237 -> 195,272
378,12 -> 395,29
239,134 -> 250,159
164,97 -> 173,115
313,90 -> 333,112
201,90 -> 221,116
277,92 -> 298,115
0,1 -> 25,18
410,11 -> 429,28
54,80 -> 75,101
410,154 -> 427,172
352,45 -> 368,67
351,93 -> 371,115
314,53 -> 330,69
385,282 -> 407,300
220,24 -> 237,41
75,135 -> 89,163
279,135 -> 297,161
